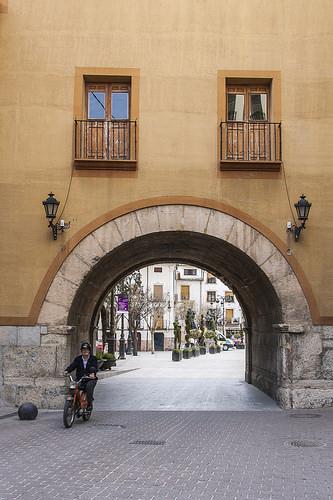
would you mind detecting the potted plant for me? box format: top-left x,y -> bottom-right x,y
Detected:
198,315 -> 207,354
216,343 -> 221,353
172,348 -> 183,361
102,352 -> 116,369
172,319 -> 183,362
95,350 -> 106,369
95,350 -> 116,370
209,344 -> 216,354
183,347 -> 191,359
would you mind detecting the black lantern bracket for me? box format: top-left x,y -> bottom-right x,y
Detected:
42,192 -> 71,240
286,194 -> 312,242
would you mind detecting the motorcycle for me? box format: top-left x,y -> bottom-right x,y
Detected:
63,373 -> 93,428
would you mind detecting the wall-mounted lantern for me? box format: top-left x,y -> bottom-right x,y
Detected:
42,192 -> 70,240
287,194 -> 312,241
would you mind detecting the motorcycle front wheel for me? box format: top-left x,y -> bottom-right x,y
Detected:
82,408 -> 91,422
63,400 -> 75,428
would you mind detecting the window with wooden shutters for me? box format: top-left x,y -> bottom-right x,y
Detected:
218,71 -> 282,171
155,313 -> 164,329
180,285 -> 190,301
153,285 -> 163,301
226,308 -> 234,323
84,82 -> 130,161
225,84 -> 271,162
73,67 -> 139,171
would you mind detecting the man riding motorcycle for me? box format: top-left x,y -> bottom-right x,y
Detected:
64,342 -> 98,410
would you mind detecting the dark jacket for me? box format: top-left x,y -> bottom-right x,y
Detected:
65,355 -> 98,381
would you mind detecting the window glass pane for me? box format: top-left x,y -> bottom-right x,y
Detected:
250,94 -> 267,120
227,94 -> 244,121
112,92 -> 129,119
88,91 -> 105,119
184,269 -> 197,275
207,291 -> 216,303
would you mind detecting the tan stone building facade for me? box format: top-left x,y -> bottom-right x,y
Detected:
0,1 -> 332,408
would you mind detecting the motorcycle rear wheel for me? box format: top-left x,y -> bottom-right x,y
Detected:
63,400 -> 75,428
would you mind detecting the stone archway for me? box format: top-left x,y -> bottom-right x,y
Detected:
36,205 -> 318,409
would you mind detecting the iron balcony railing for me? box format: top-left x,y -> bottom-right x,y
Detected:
75,120 -> 137,161
220,121 -> 282,162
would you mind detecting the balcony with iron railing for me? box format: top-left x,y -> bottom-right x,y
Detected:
74,119 -> 137,170
219,121 -> 282,171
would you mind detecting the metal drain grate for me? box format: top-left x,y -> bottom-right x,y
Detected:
288,440 -> 325,448
289,414 -> 322,419
130,440 -> 166,446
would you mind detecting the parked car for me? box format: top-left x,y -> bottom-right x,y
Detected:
222,338 -> 235,351
216,331 -> 235,350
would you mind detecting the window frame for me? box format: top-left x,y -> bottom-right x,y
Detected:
184,268 -> 197,276
218,70 -> 281,172
73,67 -> 139,172
207,291 -> 217,303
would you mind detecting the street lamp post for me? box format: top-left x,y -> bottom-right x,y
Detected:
126,327 -> 133,355
210,295 -> 225,335
216,295 -> 225,336
118,313 -> 126,359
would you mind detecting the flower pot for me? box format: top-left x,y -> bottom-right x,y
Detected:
172,350 -> 182,361
183,350 -> 191,359
100,359 -> 112,370
209,346 -> 216,354
216,345 -> 221,353
199,347 -> 207,355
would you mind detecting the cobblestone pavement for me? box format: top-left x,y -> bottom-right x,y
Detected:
95,350 -> 279,411
0,408 -> 333,500
1,351 -> 332,499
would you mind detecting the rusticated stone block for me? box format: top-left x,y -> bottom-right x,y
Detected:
206,210 -> 235,242
183,206 -> 211,234
41,334 -> 69,346
136,207 -> 160,235
55,346 -> 71,375
14,379 -> 64,409
322,348 -> 333,379
115,212 -> 142,242
93,220 -> 123,253
3,346 -> 57,378
38,300 -> 69,325
17,326 -> 41,346
0,326 -> 18,345
157,205 -> 185,232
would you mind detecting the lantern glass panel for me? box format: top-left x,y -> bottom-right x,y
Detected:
43,194 -> 59,220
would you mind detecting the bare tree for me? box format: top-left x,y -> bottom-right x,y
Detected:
142,292 -> 167,353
